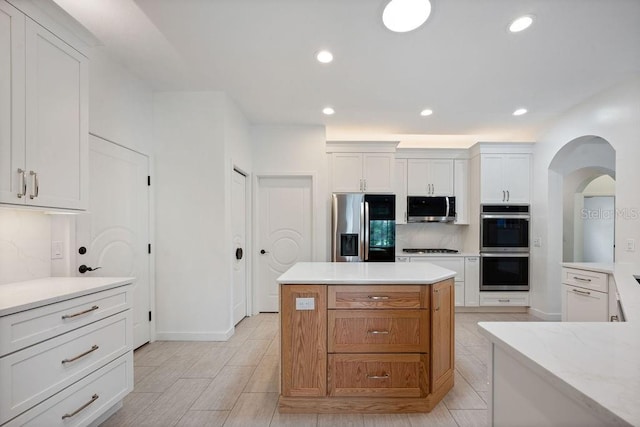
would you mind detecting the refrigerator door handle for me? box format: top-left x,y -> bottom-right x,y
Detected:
331,195 -> 338,261
364,201 -> 370,261
360,201 -> 366,261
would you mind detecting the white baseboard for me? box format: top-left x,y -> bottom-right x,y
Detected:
155,326 -> 235,341
528,307 -> 561,321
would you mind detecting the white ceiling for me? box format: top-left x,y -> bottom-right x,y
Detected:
54,0 -> 640,146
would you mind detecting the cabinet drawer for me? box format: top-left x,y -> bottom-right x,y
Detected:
562,268 -> 608,293
328,285 -> 426,309
5,352 -> 133,427
0,285 -> 132,356
0,312 -> 131,423
479,292 -> 529,307
328,354 -> 428,397
562,285 -> 608,322
328,310 -> 428,353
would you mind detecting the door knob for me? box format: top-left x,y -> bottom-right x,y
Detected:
79,265 -> 101,274
235,248 -> 243,260
260,249 -> 269,255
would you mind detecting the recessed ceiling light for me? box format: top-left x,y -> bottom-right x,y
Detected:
513,108 -> 528,116
383,0 -> 432,33
420,109 -> 433,116
316,50 -> 333,64
509,15 -> 534,33
322,107 -> 335,115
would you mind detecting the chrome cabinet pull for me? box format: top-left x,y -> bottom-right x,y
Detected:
573,276 -> 592,282
572,288 -> 591,296
61,394 -> 99,419
502,190 -> 505,202
17,168 -> 27,198
498,299 -> 510,303
29,170 -> 39,199
367,295 -> 389,300
61,345 -> 99,364
61,305 -> 99,320
367,374 -> 389,379
506,190 -> 510,201
367,330 -> 390,335
611,315 -> 619,322
363,179 -> 367,191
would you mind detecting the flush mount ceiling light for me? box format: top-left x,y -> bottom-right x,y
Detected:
420,109 -> 433,116
316,50 -> 333,64
513,108 -> 528,116
322,107 -> 335,115
509,15 -> 534,33
382,0 -> 432,33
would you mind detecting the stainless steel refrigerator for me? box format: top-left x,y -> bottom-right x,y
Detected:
331,193 -> 395,262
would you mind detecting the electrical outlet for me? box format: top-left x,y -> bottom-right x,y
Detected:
295,297 -> 315,310
533,237 -> 542,248
626,239 -> 635,252
51,241 -> 64,260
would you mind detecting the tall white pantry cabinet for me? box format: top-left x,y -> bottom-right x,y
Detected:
0,0 -> 88,211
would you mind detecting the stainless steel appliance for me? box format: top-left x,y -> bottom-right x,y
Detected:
402,248 -> 459,254
407,196 -> 456,223
480,205 -> 530,291
331,193 -> 395,262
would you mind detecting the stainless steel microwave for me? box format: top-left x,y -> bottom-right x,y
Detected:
407,196 -> 456,223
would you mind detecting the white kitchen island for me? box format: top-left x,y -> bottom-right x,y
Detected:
478,262 -> 640,427
277,261 -> 457,413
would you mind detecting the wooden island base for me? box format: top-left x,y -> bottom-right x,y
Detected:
278,277 -> 455,414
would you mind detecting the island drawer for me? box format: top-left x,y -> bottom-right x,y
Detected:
562,268 -> 608,293
328,353 -> 428,397
328,310 -> 429,353
328,285 -> 428,309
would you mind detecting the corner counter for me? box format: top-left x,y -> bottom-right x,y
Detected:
277,262 -> 456,413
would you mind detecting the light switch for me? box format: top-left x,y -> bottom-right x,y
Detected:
51,241 -> 64,260
626,239 -> 635,252
295,297 -> 315,310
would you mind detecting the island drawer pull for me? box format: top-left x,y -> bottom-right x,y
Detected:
573,276 -> 591,282
62,305 -> 99,319
61,394 -> 99,419
62,345 -> 99,364
498,299 -> 510,303
572,288 -> 591,296
367,330 -> 390,335
367,374 -> 389,379
367,295 -> 389,300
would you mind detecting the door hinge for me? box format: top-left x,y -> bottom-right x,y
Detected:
148,243 -> 151,254
148,311 -> 152,321
147,176 -> 151,186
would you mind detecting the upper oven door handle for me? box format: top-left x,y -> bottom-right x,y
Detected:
481,214 -> 530,219
481,253 -> 529,258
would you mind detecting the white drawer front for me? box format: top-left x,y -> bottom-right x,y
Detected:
0,312 -> 131,424
480,292 -> 530,307
5,352 -> 133,427
0,286 -> 132,356
562,268 -> 608,293
411,257 -> 464,281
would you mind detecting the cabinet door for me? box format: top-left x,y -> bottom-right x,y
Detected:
394,159 -> 407,223
464,257 -> 480,307
561,285 -> 608,322
454,159 -> 468,224
480,154 -> 505,204
24,19 -> 88,209
407,159 -> 429,196
0,1 -> 25,205
503,154 -> 530,204
362,153 -> 394,193
428,159 -> 454,196
430,279 -> 454,393
332,153 -> 363,192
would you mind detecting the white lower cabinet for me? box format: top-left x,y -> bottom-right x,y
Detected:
463,257 -> 479,307
561,266 -> 611,322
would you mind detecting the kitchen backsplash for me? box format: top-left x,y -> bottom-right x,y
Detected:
396,222 -> 466,251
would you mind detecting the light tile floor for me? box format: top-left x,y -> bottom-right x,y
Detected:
101,312 -> 540,427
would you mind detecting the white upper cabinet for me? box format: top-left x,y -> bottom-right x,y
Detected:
0,2 -> 88,210
393,159 -> 407,224
480,154 -> 530,204
407,159 -> 454,196
332,152 -> 394,193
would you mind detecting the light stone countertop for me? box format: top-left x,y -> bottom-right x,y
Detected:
0,277 -> 135,317
479,261 -> 640,426
277,261 -> 456,285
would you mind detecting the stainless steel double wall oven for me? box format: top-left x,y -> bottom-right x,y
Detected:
480,205 -> 530,291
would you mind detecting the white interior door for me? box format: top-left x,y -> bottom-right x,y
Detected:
232,170 -> 247,325
256,176 -> 312,312
76,135 -> 150,348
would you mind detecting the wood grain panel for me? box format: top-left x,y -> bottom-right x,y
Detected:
280,284 -> 327,397
430,279 -> 454,393
328,310 -> 429,353
328,354 -> 428,397
328,285 -> 425,309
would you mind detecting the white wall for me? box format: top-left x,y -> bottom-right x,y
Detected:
531,75 -> 640,319
397,223 -> 468,252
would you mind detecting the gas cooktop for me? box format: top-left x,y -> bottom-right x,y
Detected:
402,248 -> 459,254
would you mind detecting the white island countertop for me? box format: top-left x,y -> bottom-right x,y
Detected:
478,261 -> 640,426
0,277 -> 135,317
277,262 -> 456,285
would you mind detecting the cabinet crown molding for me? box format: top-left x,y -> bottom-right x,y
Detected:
326,141 -> 398,153
469,142 -> 535,157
